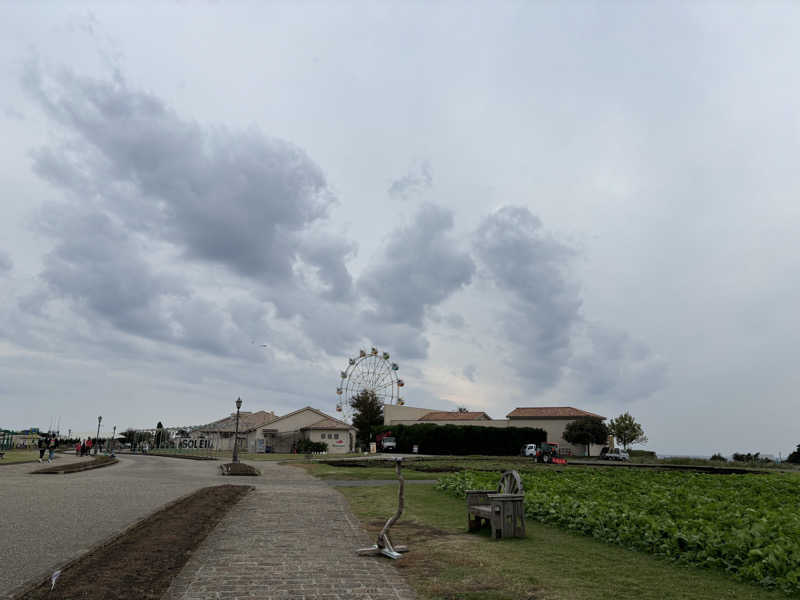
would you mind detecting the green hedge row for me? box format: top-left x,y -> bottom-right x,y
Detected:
374,423 -> 546,455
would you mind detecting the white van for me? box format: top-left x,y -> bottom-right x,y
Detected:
521,443 -> 538,457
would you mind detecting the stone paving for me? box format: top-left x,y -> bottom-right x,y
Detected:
165,461 -> 416,600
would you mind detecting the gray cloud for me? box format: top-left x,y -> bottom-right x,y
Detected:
474,206 -> 581,389
24,62 -> 333,282
0,251 -> 12,273
462,363 -> 477,382
359,203 -> 475,329
570,324 -> 668,403
388,160 -> 433,199
37,206 -> 183,340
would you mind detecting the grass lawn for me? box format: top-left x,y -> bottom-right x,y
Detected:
337,484 -> 794,600
140,448 -> 366,462
0,449 -> 39,464
291,461 -> 440,480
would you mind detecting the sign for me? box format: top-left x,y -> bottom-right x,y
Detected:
176,438 -> 214,449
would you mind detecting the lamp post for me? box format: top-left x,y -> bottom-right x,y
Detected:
110,425 -> 116,456
232,397 -> 243,463
96,416 -> 102,455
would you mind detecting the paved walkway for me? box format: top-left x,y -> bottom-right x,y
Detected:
165,461 -> 415,600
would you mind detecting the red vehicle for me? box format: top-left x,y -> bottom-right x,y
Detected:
536,442 -> 567,464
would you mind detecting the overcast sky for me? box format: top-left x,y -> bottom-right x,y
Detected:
2,2 -> 799,455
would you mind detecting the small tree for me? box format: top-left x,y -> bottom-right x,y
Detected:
608,412 -> 648,450
787,445 -> 800,464
350,389 -> 384,448
563,417 -> 609,457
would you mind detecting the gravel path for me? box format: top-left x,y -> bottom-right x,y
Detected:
2,456 -> 416,600
165,461 -> 415,600
0,455 -> 234,597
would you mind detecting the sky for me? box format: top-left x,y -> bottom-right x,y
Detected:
1,1 -> 799,455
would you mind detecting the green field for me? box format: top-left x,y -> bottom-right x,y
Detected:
339,484 -> 792,600
437,469 -> 800,594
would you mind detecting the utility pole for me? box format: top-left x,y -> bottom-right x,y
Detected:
233,397 -> 243,464
96,416 -> 102,455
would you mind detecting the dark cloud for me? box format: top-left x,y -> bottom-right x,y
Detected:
24,62 -> 333,282
37,206 -> 183,340
474,206 -> 581,389
359,203 -> 475,328
0,251 -> 12,273
22,62 -> 364,360
387,160 -> 433,199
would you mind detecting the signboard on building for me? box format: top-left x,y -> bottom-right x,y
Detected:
176,438 -> 214,449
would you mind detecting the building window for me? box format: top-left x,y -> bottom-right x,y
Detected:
333,433 -> 339,439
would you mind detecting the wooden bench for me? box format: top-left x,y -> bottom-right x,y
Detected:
466,470 -> 526,539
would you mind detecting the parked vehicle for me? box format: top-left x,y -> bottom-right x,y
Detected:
521,443 -> 538,457
536,442 -> 565,464
380,436 -> 397,452
602,448 -> 630,461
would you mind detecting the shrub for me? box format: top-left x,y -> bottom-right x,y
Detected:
295,439 -> 328,453
373,423 -> 546,455
710,452 -> 727,462
786,445 -> 800,464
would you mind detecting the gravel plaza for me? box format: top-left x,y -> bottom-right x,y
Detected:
0,454 -> 414,600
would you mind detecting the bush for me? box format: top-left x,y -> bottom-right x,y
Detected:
710,452 -> 727,462
295,439 -> 328,453
786,445 -> 800,464
732,452 -> 771,463
628,449 -> 657,459
373,423 -> 546,455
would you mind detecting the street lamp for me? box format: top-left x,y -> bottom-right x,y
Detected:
96,416 -> 102,456
232,397 -> 243,464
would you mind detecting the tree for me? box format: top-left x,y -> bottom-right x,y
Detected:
456,407 -> 469,413
786,445 -> 800,464
350,389 -> 384,448
563,418 -> 609,457
608,412 -> 648,450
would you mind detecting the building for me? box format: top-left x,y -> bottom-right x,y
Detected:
384,404 -> 608,456
190,410 -> 277,452
191,407 -> 356,455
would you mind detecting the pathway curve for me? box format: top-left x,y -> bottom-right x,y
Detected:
165,461 -> 415,600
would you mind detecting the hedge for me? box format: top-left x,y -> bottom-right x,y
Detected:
373,423 -> 546,455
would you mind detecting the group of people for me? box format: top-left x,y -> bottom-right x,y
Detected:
36,435 -> 58,463
75,438 -> 95,457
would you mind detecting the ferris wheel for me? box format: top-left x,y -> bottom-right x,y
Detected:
336,347 -> 405,421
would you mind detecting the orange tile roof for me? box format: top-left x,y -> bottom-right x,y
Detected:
418,411 -> 492,421
506,407 -> 606,419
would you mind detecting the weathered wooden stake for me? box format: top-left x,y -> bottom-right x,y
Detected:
356,457 -> 409,559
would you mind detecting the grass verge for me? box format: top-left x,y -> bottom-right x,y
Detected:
0,449 -> 40,464
16,484 -> 252,600
337,484 -> 794,600
291,461 -> 440,480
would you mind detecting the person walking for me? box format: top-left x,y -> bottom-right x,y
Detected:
37,437 -> 46,463
47,436 -> 57,463
86,437 -> 93,456
75,441 -> 81,456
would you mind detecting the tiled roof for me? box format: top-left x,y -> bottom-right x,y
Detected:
195,410 -> 277,433
506,407 -> 606,419
418,411 -> 492,421
302,417 -> 354,431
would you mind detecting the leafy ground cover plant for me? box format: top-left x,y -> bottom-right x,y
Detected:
436,469 -> 800,594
